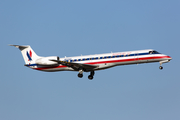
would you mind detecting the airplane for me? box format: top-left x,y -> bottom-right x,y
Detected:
10,44 -> 172,80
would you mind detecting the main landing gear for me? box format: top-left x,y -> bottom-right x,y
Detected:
77,70 -> 95,80
78,69 -> 83,78
88,71 -> 95,80
78,73 -> 83,78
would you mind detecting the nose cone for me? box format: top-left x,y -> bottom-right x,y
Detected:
169,56 -> 172,59
162,54 -> 172,61
167,56 -> 172,60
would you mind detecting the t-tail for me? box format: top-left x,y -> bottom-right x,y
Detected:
9,45 -> 59,67
9,45 -> 41,65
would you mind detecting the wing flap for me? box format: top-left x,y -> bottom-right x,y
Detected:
50,60 -> 98,70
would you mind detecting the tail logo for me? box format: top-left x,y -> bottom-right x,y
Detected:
27,50 -> 32,61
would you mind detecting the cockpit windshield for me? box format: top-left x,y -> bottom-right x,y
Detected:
153,51 -> 160,54
149,50 -> 160,54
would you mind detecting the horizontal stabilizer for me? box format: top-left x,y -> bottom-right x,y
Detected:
9,44 -> 29,50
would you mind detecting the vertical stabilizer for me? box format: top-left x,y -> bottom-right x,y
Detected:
9,45 -> 40,64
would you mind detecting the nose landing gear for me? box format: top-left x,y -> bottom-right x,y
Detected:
159,60 -> 170,70
159,66 -> 163,70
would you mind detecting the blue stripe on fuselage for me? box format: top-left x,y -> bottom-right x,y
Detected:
25,64 -> 37,67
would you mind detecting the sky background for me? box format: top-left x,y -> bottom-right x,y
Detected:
1,0 -> 180,120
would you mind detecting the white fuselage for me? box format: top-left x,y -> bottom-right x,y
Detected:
28,49 -> 172,72
10,44 -> 172,79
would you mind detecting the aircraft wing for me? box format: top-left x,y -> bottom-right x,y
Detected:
50,60 -> 98,71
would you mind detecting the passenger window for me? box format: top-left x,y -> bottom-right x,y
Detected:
130,54 -> 133,56
134,53 -> 138,56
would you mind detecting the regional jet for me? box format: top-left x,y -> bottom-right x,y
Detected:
10,45 -> 172,80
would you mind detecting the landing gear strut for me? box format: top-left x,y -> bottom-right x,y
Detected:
159,60 -> 170,70
88,71 -> 95,80
159,62 -> 163,70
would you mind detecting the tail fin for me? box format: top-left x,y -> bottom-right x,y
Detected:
9,45 -> 41,64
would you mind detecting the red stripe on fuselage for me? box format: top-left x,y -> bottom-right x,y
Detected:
34,65 -> 67,70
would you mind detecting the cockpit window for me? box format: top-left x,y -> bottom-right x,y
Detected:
152,51 -> 160,54
149,51 -> 153,54
149,51 -> 160,54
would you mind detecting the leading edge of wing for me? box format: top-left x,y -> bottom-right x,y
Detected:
50,60 -> 98,70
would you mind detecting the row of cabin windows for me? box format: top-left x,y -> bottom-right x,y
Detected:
65,51 -> 160,62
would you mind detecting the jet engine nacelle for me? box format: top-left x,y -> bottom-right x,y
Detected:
35,56 -> 59,66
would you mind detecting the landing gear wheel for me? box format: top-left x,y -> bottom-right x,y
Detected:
88,75 -> 93,80
159,66 -> 163,70
78,73 -> 83,78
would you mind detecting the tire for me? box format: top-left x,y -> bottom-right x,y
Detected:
159,66 -> 163,70
78,73 -> 83,78
88,75 -> 93,80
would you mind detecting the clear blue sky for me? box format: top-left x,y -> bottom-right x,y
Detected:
1,0 -> 180,120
